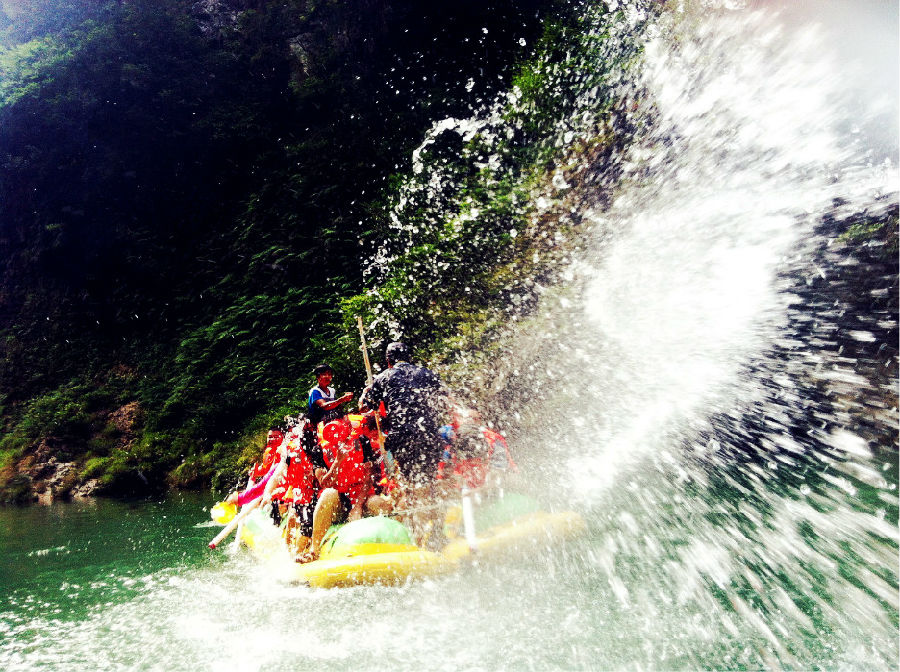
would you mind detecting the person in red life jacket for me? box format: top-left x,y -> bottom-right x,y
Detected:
435,411 -> 518,490
249,425 -> 286,482
223,425 -> 294,527
222,422 -> 327,559
267,425 -> 324,556
319,418 -> 373,517
355,411 -> 399,498
297,416 -> 392,563
481,426 -> 517,471
224,425 -> 286,516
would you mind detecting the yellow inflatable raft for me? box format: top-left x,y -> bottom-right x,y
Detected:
289,515 -> 457,588
215,492 -> 585,589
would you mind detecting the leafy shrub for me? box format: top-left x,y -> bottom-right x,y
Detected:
344,4 -> 643,359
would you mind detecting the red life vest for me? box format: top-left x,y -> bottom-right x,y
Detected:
447,457 -> 489,489
437,427 -> 517,489
482,428 -> 517,471
250,433 -> 284,480
353,412 -> 399,493
354,412 -> 382,449
320,418 -> 371,500
271,442 -> 317,505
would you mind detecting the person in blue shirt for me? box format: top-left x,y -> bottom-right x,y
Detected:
308,363 -> 354,428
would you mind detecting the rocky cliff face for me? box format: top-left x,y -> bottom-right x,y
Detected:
9,401 -> 143,504
192,0 -> 245,36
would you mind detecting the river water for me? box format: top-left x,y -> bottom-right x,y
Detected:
2,1 -> 898,670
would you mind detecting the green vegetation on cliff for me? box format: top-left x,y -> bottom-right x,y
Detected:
0,0 -> 568,501
4,0 -> 890,503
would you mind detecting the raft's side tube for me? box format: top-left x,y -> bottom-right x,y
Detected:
318,515 -> 415,559
231,497 -> 587,589
441,510 -> 586,562
292,550 -> 456,588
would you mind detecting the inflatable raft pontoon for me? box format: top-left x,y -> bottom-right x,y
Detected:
212,492 -> 585,589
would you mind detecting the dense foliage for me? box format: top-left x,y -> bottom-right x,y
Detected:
342,4 -> 648,374
0,0 -> 561,500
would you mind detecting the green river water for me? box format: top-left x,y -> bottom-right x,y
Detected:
1,467 -> 896,671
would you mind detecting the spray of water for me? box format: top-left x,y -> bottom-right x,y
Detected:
359,1 -> 898,666
497,1 -> 898,667
536,0 -> 896,488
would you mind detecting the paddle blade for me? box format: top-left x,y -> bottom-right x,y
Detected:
211,501 -> 237,525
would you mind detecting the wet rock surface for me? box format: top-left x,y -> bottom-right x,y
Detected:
3,401 -> 143,505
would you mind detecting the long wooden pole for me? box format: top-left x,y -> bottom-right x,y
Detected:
358,316 -> 401,481
357,315 -> 384,440
357,315 -> 374,386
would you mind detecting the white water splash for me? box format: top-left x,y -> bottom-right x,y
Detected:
557,2 -> 897,499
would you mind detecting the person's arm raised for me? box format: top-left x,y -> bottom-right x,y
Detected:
317,392 -> 353,412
